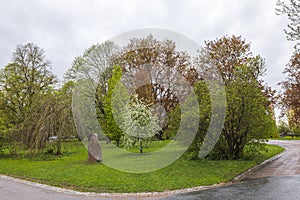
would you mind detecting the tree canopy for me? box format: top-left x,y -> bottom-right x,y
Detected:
195,35 -> 276,159
276,0 -> 300,42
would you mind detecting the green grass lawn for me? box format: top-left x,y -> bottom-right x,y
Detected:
0,142 -> 283,193
270,136 -> 300,140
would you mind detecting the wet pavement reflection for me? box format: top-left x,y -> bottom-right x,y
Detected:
163,175 -> 300,200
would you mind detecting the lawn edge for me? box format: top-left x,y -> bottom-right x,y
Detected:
0,144 -> 285,198
0,174 -> 231,199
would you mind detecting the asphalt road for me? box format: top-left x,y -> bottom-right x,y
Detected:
0,177 -> 109,200
244,140 -> 300,179
0,140 -> 299,200
163,175 -> 300,200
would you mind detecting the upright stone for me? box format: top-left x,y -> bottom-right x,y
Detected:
88,133 -> 102,162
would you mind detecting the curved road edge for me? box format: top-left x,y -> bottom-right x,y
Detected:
232,143 -> 287,182
0,174 -> 230,199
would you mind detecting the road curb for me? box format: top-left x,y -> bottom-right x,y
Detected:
232,145 -> 287,182
0,174 -> 229,199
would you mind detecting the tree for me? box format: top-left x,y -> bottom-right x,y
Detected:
276,0 -> 300,42
277,0 -> 300,129
0,43 -> 56,151
0,43 -> 56,125
0,91 -> 8,151
69,36 -> 198,141
118,34 -> 197,139
65,41 -> 119,118
195,36 -> 276,159
0,91 -> 6,137
280,52 -> 300,128
103,65 -> 128,147
195,35 -> 253,84
21,81 -> 76,154
277,120 -> 291,135
119,94 -> 160,152
166,80 -> 212,159
219,65 -> 275,158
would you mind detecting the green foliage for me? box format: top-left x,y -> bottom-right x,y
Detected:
0,43 -> 56,125
0,36 -> 278,161
194,36 -> 277,160
277,120 -> 291,134
211,65 -> 276,159
20,82 -> 76,155
173,81 -> 212,160
0,43 -> 57,154
292,125 -> 300,134
271,136 -> 300,140
119,94 -> 160,150
103,65 -> 127,146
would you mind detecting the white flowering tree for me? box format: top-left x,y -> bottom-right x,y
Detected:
119,95 -> 160,153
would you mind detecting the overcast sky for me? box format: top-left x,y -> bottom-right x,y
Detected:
0,0 -> 296,92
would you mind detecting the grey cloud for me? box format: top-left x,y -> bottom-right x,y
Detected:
0,0 -> 293,88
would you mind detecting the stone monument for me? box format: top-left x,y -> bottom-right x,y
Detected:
88,133 -> 102,162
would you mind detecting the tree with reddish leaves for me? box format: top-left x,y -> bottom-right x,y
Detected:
280,52 -> 300,127
277,0 -> 300,129
195,35 -> 276,159
196,35 -> 252,83
118,35 -> 198,139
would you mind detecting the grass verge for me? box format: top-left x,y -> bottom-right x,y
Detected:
269,136 -> 300,140
0,142 -> 284,193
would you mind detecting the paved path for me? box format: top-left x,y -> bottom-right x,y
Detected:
0,176 -> 108,200
164,175 -> 300,200
243,140 -> 300,179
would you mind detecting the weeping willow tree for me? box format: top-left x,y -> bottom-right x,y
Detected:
22,82 -> 76,155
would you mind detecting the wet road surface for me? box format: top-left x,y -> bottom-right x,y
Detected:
164,175 -> 300,200
244,140 -> 300,179
0,177 -> 110,200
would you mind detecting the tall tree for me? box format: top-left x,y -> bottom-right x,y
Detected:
195,36 -> 276,159
0,43 -> 56,125
0,43 -> 57,152
219,65 -> 276,158
103,65 -> 128,147
118,35 -> 197,139
277,0 -> 300,128
65,41 -> 119,120
280,52 -> 300,127
195,35 -> 256,84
